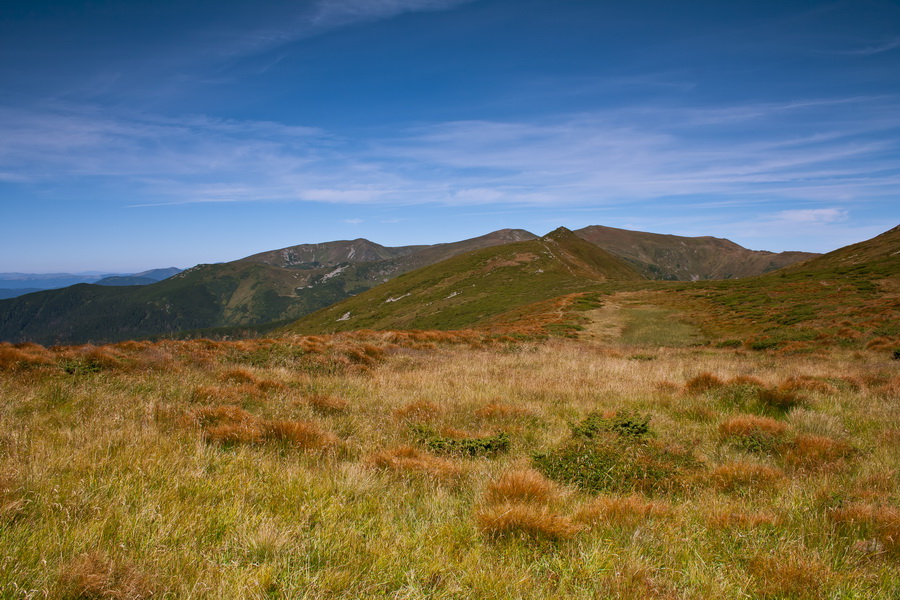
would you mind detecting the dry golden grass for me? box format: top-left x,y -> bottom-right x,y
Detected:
474,502 -> 580,540
709,461 -> 787,492
706,508 -> 778,529
58,552 -> 154,600
392,400 -> 441,422
2,327 -> 898,598
474,403 -> 532,419
575,494 -> 671,527
367,446 -> 462,479
485,468 -> 559,505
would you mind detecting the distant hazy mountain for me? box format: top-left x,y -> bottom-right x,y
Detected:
0,267 -> 183,297
574,225 -> 819,280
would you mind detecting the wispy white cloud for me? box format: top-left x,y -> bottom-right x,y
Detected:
1,95 -> 898,216
830,36 -> 900,56
343,218 -> 364,225
772,208 -> 848,224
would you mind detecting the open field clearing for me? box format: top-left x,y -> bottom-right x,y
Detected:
1,327 -> 897,599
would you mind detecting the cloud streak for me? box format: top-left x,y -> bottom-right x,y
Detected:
1,95 -> 898,214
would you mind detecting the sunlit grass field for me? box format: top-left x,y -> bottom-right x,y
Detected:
1,320 -> 898,598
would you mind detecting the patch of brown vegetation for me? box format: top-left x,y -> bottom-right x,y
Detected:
782,434 -> 854,470
829,502 -> 900,554
485,469 -> 559,505
0,342 -> 54,371
748,552 -> 830,600
709,461 -> 787,492
185,405 -> 337,451
599,560 -> 678,600
778,376 -> 838,395
306,394 -> 349,414
58,551 -> 154,600
683,372 -> 725,394
575,494 -> 671,527
706,509 -> 778,529
719,415 -> 787,438
368,446 -> 461,479
474,502 -> 579,540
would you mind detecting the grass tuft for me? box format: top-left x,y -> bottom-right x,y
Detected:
474,502 -> 579,540
58,551 -> 155,600
367,446 -> 462,479
485,468 -> 559,505
718,415 -> 789,453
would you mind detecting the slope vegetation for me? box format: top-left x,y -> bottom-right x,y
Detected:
0,230 -> 536,344
284,227 -> 643,335
575,225 -> 818,280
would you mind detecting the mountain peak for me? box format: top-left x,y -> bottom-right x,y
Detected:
542,226 -> 577,241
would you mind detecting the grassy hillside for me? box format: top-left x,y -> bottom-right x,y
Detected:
284,227 -> 643,335
575,224 -> 819,280
655,224 -> 900,352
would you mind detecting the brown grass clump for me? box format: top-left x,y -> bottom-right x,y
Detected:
185,405 -> 255,428
58,551 -> 154,600
709,461 -> 787,493
0,342 -> 54,371
186,406 -> 337,451
576,494 -> 671,527
203,423 -> 265,446
706,509 -> 778,530
485,469 -> 559,505
392,401 -> 441,422
866,337 -> 894,351
748,552 -> 830,600
475,502 -> 579,540
599,560 -> 678,600
782,434 -> 854,470
728,375 -> 766,387
262,420 -> 339,450
306,394 -> 349,414
829,502 -> 900,554
683,372 -> 725,394
368,446 -> 461,479
757,387 -> 805,411
474,403 -> 532,419
778,376 -> 838,395
718,415 -> 789,451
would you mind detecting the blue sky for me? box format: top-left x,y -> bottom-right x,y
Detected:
1,0 -> 898,272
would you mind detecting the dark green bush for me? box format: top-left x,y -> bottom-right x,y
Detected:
411,426 -> 510,456
570,410 -> 651,439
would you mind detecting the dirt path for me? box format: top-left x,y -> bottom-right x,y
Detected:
581,292 -> 706,346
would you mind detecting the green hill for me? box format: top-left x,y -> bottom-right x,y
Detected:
667,224 -> 900,349
0,230 -> 537,345
283,227 -> 644,335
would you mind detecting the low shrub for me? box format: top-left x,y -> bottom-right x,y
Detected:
571,410 -> 651,439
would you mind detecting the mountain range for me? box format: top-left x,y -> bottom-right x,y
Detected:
0,267 -> 182,299
0,225 -> 825,345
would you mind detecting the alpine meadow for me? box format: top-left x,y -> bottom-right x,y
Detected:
2,0 -> 899,598
1,224 -> 898,598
